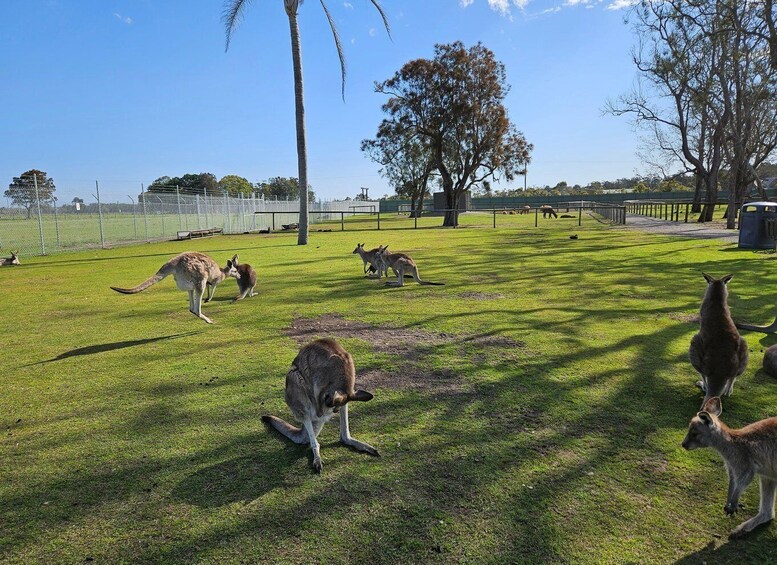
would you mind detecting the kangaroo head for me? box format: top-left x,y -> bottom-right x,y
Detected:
701,272 -> 733,302
352,243 -> 364,254
9,251 -> 19,265
225,259 -> 241,279
682,397 -> 723,450
321,386 -> 374,414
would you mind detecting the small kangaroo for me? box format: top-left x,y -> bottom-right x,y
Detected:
262,338 -> 379,473
375,247 -> 444,287
110,252 -> 239,324
229,254 -> 257,301
0,250 -> 20,266
352,243 -> 384,277
541,205 -> 558,218
682,396 -> 777,538
689,273 -> 749,408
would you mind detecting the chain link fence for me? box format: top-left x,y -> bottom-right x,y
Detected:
0,182 -> 378,257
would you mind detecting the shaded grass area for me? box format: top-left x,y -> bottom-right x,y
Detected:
2,216 -> 777,563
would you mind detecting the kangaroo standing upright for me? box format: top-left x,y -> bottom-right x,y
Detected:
110,252 -> 239,324
352,243 -> 385,277
262,338 -> 379,474
682,396 -> 777,538
0,250 -> 19,266
689,273 -> 749,408
229,254 -> 257,301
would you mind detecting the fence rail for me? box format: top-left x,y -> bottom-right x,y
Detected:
625,200 -> 733,224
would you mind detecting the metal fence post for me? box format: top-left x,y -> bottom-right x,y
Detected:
93,181 -> 106,248
493,208 -> 496,228
196,195 -> 202,229
52,197 -> 60,247
128,195 -> 138,240
203,187 -> 209,228
176,185 -> 182,229
341,211 -> 344,231
535,207 -> 538,227
32,174 -> 46,255
223,191 -> 229,233
377,210 -> 381,230
578,206 -> 582,226
141,183 -> 149,242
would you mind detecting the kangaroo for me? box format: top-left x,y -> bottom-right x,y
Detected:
682,396 -> 777,538
0,250 -> 20,266
352,243 -> 385,277
262,338 -> 379,473
763,344 -> 777,379
689,273 -> 749,408
110,252 -> 239,324
374,247 -> 444,287
520,205 -> 531,215
541,205 -> 558,218
229,254 -> 257,301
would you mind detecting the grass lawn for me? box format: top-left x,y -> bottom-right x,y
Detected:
2,214 -> 777,563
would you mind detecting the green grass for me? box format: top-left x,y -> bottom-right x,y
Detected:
2,216 -> 777,563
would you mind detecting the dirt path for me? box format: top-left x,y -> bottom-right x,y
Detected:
623,214 -> 740,243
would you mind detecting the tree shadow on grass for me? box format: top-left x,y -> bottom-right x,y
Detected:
23,331 -> 202,366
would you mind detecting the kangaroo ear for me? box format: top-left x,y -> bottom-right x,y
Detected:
227,260 -> 233,268
232,254 -> 239,262
721,274 -> 733,285
702,396 -> 722,416
350,390 -> 374,402
702,272 -> 714,284
698,411 -> 715,426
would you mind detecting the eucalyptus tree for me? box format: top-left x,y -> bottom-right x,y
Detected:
223,0 -> 390,245
369,42 -> 532,227
361,126 -> 435,218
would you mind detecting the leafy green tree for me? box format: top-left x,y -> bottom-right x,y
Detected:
371,42 -> 532,226
219,175 -> 253,196
223,0 -> 390,245
257,177 -> 315,202
5,169 -> 55,218
147,173 -> 219,195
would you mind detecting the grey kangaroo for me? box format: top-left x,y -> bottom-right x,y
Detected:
110,252 -> 239,324
229,254 -> 257,301
689,273 -> 748,408
683,396 -> 777,538
352,243 -> 385,277
262,338 -> 379,474
374,247 -> 444,287
0,250 -> 19,266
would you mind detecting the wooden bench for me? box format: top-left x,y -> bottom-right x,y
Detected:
176,227 -> 224,240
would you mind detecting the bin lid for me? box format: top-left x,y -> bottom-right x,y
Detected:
741,201 -> 777,211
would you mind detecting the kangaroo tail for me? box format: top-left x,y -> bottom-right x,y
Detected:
110,264 -> 173,294
736,316 -> 777,334
413,268 -> 445,286
261,415 -> 308,444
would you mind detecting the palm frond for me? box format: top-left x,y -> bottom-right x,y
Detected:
223,0 -> 255,52
369,0 -> 392,40
319,0 -> 347,99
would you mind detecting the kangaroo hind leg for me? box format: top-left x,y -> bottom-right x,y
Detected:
339,404 -> 379,456
730,477 -> 777,538
191,282 -> 213,324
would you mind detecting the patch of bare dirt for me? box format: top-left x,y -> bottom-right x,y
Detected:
283,314 -> 524,393
667,312 -> 700,324
458,291 -> 506,300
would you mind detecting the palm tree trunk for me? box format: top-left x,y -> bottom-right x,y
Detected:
287,9 -> 309,245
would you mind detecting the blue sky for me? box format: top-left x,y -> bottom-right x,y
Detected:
0,0 -> 641,203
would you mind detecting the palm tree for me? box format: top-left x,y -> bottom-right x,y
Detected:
223,0 -> 390,245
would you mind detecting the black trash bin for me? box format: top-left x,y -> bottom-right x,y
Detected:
738,201 -> 777,250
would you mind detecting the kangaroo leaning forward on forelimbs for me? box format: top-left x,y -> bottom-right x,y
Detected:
110,251 -> 239,324
0,251 -> 20,266
228,254 -> 257,301
374,247 -> 444,287
689,273 -> 748,409
683,396 -> 777,538
262,338 -> 379,474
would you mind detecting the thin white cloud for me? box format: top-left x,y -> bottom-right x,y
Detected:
343,2 -> 353,8
541,6 -> 562,13
459,0 -> 475,7
113,12 -> 133,25
368,27 -> 376,36
606,0 -> 637,9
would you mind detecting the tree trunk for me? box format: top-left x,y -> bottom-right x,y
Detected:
287,9 -> 309,245
443,189 -> 459,227
692,173 -> 703,213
